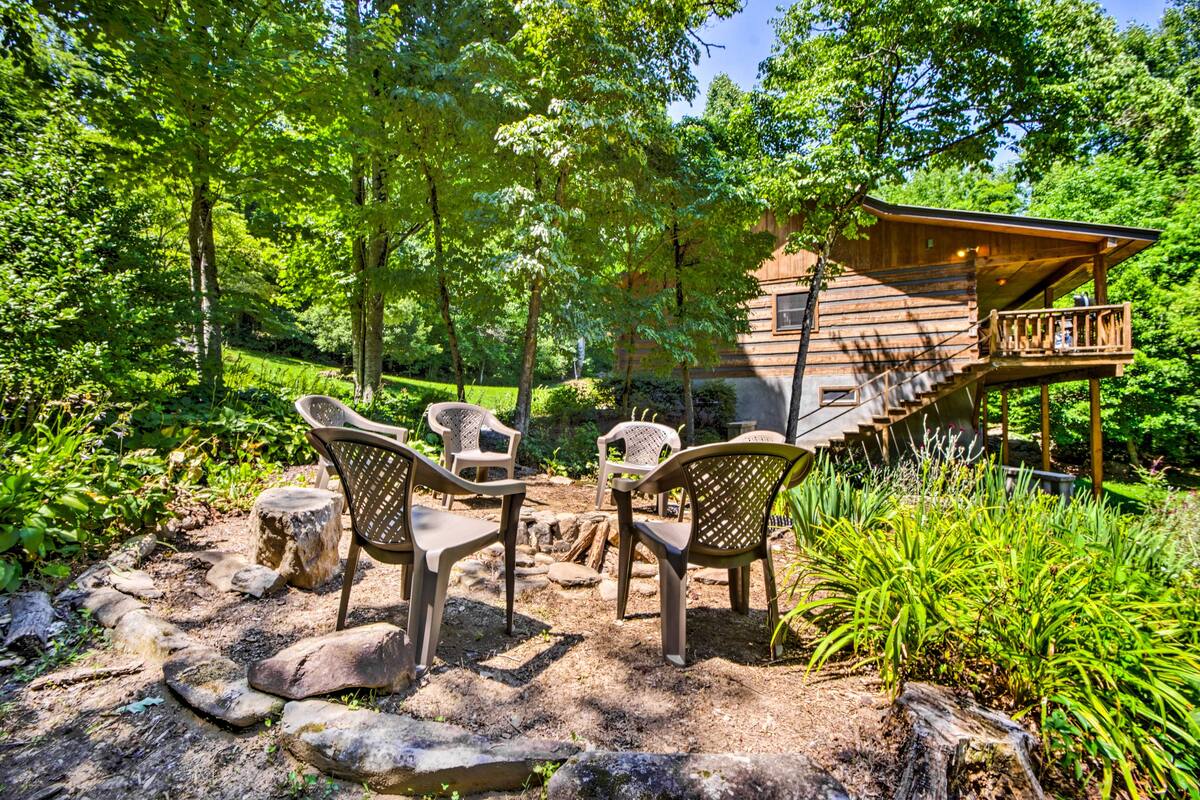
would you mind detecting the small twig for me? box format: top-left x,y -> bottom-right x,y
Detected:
27,661 -> 144,691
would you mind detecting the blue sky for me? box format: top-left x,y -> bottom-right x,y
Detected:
668,0 -> 1170,119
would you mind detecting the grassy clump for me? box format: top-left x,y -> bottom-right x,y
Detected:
783,446 -> 1200,798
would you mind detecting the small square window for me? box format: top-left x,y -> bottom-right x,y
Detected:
775,291 -> 814,332
820,386 -> 858,406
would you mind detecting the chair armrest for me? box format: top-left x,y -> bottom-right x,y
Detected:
506,430 -> 522,457
611,458 -> 685,496
352,418 -> 409,443
425,405 -> 448,436
413,453 -> 526,497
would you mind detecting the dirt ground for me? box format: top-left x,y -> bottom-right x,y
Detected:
0,475 -> 898,800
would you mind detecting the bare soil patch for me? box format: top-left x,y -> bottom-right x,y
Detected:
0,475 -> 898,799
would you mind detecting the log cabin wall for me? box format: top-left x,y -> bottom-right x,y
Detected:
687,211 -> 1094,435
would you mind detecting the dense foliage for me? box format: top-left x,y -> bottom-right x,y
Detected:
785,446 -> 1200,797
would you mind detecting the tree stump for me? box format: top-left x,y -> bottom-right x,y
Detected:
249,487 -> 343,589
891,682 -> 1043,800
4,591 -> 55,656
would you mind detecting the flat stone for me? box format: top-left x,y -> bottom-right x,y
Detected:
515,576 -> 550,595
250,487 -> 344,589
163,646 -> 283,727
631,580 -> 657,597
597,580 -> 618,602
456,559 -> 488,576
79,588 -> 147,628
548,476 -> 573,486
515,566 -> 547,577
892,682 -> 1043,800
514,553 -> 536,568
694,568 -> 729,586
547,562 -> 602,588
533,553 -> 555,565
483,543 -> 504,557
546,752 -> 851,799
528,522 -> 555,551
107,533 -> 158,571
112,610 -> 193,660
631,563 -> 657,578
107,568 -> 162,600
281,699 -> 578,795
248,623 -> 414,700
205,554 -> 286,598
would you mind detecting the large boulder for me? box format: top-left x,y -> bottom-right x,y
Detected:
248,623 -> 415,699
163,646 -> 283,727
546,752 -> 851,800
249,487 -> 344,589
891,682 -> 1043,800
281,699 -> 578,795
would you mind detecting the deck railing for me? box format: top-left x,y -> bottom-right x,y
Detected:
982,303 -> 1132,357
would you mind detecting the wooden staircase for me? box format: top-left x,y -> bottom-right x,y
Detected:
792,326 -> 990,454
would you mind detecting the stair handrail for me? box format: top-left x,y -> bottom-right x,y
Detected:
794,337 -> 984,439
789,319 -> 983,436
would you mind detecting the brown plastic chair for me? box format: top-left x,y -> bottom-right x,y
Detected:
306,427 -> 525,671
426,402 -> 521,510
595,421 -> 682,514
295,395 -> 409,490
675,430 -> 787,521
612,441 -> 813,666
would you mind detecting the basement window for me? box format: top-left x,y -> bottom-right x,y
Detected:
774,291 -> 816,332
820,386 -> 858,407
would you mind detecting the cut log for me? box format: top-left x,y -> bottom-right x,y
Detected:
585,520 -> 608,573
891,682 -> 1043,800
4,591 -> 55,656
562,522 -> 595,563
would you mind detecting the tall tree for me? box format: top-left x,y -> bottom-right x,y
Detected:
488,0 -> 730,434
636,121 -> 772,444
750,0 -> 1107,440
45,0 -> 326,388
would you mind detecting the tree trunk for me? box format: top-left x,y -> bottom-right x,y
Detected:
188,178 -> 223,388
783,249 -> 829,443
513,273 -> 543,434
620,330 -> 635,417
425,167 -> 466,400
680,364 -> 694,446
345,0 -> 387,404
673,220 -> 693,446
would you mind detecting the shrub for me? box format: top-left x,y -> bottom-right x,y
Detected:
782,455 -> 1200,798
0,400 -> 173,590
599,375 -> 737,437
522,422 -> 601,479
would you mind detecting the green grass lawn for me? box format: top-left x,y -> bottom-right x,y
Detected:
225,347 -> 518,409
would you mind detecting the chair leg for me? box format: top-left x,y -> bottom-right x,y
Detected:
729,565 -> 750,615
616,527 -> 634,620
336,540 -> 360,631
656,490 -> 668,517
401,563 -> 411,602
444,457 -> 459,510
316,458 -> 331,491
503,514 -> 517,636
676,493 -> 686,522
595,466 -> 607,509
408,551 -> 453,670
762,553 -> 783,659
659,554 -> 688,667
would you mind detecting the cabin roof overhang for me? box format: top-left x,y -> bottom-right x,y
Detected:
859,196 -> 1161,313
860,196 -> 1161,245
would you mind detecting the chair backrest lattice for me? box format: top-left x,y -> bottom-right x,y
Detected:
685,453 -> 792,553
323,437 -> 414,547
619,423 -> 676,466
731,430 -> 787,444
297,395 -> 349,429
436,405 -> 487,454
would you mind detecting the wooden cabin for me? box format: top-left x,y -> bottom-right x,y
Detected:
695,196 -> 1159,496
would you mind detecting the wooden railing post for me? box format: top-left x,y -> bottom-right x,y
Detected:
988,309 -> 999,355
1122,301 -> 1132,350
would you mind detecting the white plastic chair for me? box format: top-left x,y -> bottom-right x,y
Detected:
595,421 -> 682,515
